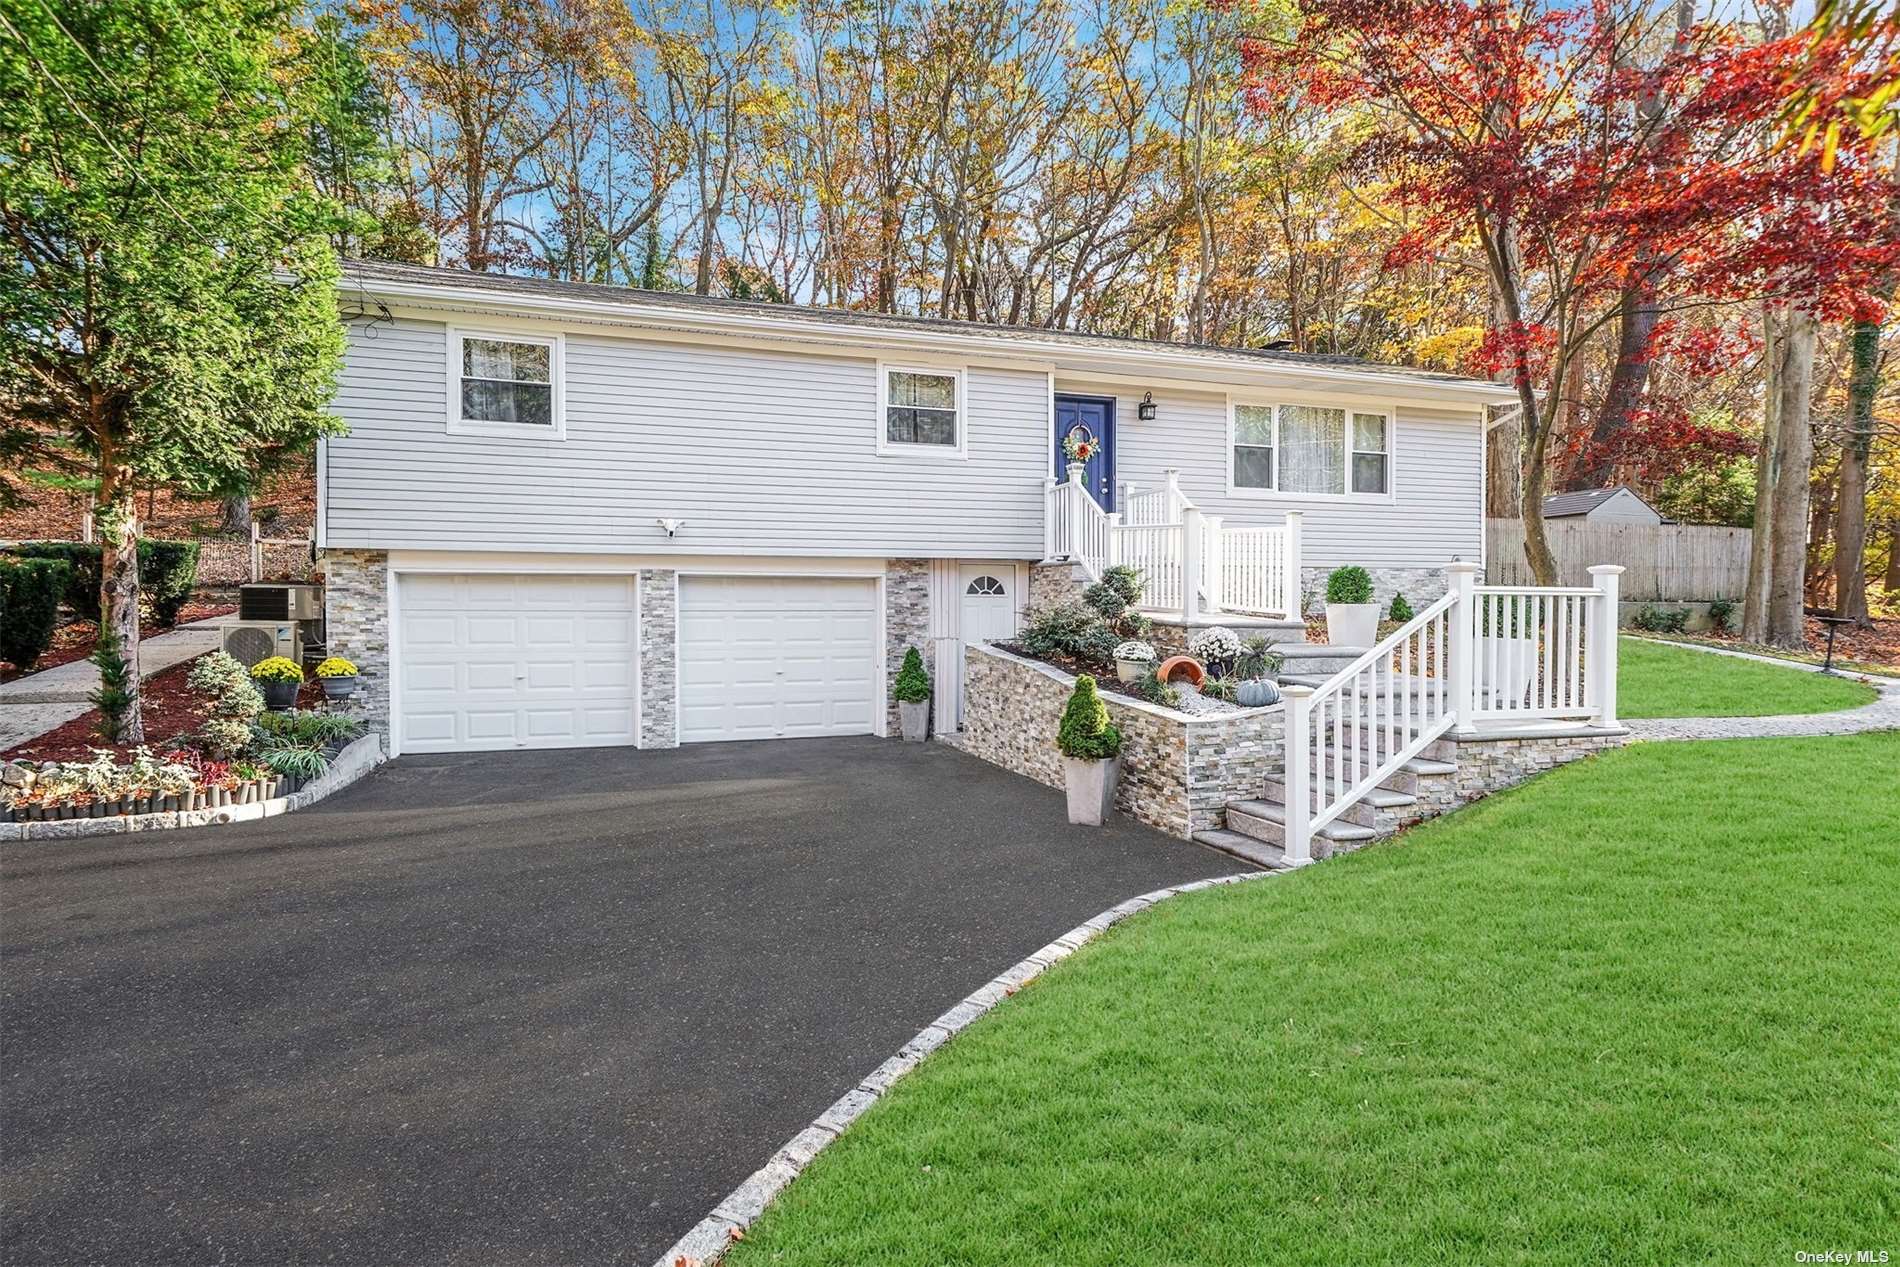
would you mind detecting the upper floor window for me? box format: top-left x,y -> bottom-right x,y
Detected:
1230,401 -> 1391,498
878,363 -> 965,457
449,329 -> 564,438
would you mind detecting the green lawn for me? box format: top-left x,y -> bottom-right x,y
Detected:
1617,635 -> 1877,718
730,734 -> 1900,1266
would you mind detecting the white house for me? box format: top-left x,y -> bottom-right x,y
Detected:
320,260 -> 1520,758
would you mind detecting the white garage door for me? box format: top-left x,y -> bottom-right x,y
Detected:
679,576 -> 878,742
397,573 -> 637,753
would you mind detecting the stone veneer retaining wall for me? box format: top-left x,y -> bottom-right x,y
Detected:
321,549 -> 392,734
962,643 -> 1283,838
885,559 -> 931,735
639,569 -> 678,748
1027,562 -> 1089,616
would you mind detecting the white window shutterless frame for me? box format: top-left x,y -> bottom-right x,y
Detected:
447,328 -> 565,439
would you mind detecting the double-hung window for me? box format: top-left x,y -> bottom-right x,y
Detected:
1230,402 -> 1391,497
878,364 -> 965,456
449,329 -> 563,437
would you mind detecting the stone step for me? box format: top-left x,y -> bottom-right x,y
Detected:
1224,799 -> 1379,851
1191,828 -> 1293,870
1272,645 -> 1369,675
1257,778 -> 1417,829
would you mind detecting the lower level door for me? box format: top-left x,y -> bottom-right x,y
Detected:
955,564 -> 1019,726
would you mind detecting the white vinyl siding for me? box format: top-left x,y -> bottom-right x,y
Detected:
327,319 -> 1043,556
1079,383 -> 1483,573
677,576 -> 878,742
396,572 -> 636,752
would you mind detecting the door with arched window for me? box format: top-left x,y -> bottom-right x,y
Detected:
954,565 -> 1018,727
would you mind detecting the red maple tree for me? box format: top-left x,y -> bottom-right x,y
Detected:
1244,0 -> 1900,581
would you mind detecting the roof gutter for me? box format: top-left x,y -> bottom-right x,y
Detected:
347,275 -> 1522,407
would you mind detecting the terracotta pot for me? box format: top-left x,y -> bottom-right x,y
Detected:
1155,655 -> 1205,687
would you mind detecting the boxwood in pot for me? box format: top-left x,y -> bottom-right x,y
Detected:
1057,675 -> 1122,826
893,646 -> 931,741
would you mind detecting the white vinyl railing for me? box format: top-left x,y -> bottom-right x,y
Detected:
1044,464 -> 1301,620
1278,561 -> 1623,868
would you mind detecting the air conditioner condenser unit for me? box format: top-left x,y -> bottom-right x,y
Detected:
222,620 -> 304,669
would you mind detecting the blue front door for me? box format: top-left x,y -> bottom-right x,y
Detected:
1055,395 -> 1115,510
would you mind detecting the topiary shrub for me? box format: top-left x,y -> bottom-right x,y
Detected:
1056,675 -> 1122,760
1082,581 -> 1127,620
1325,565 -> 1374,605
1389,592 -> 1415,623
894,645 -> 931,703
188,650 -> 264,759
0,557 -> 72,670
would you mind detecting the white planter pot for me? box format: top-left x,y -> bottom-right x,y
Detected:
1480,636 -> 1539,704
1116,659 -> 1150,683
1063,756 -> 1120,826
1324,602 -> 1380,649
899,700 -> 930,742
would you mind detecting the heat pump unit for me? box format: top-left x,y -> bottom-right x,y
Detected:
239,582 -> 323,623
222,620 -> 304,669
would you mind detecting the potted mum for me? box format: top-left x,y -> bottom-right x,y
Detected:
249,655 -> 304,711
1323,565 -> 1380,648
894,646 -> 931,742
1057,675 -> 1122,826
1113,639 -> 1156,683
316,656 -> 361,700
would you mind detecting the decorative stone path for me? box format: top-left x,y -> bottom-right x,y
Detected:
1623,638 -> 1900,742
0,618 -> 226,750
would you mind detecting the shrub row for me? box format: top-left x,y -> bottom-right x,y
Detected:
0,557 -> 74,670
3,540 -> 201,625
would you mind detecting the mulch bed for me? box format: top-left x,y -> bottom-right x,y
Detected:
3,655 -> 324,764
992,642 -> 1157,705
0,602 -> 237,684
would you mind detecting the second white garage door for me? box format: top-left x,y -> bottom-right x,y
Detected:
678,576 -> 879,742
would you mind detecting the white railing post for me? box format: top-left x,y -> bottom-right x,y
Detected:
1118,480 -> 1135,515
1042,475 -> 1058,558
1181,506 -> 1203,622
1106,512 -> 1123,567
1282,510 -> 1304,619
249,522 -> 262,584
1067,461 -> 1086,488
1588,564 -> 1624,728
81,511 -> 95,544
1281,684 -> 1315,866
1446,560 -> 1481,733
1164,467 -> 1182,519
1203,515 -> 1223,612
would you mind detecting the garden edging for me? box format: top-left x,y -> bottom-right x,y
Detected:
0,731 -> 385,842
651,867 -> 1273,1267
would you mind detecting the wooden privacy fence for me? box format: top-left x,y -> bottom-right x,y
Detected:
1485,519 -> 1751,601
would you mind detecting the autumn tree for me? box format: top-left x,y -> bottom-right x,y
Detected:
1248,0 -> 1900,598
0,0 -> 345,740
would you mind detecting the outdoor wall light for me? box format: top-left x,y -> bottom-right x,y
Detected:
1137,391 -> 1157,421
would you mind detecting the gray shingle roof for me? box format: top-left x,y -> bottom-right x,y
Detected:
339,259 -> 1507,393
1542,487 -> 1667,519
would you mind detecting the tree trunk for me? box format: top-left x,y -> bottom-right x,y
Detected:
1742,304 -> 1786,643
1485,409 -> 1522,519
1517,438 -> 1558,585
1577,275 -> 1660,488
1765,308 -> 1817,648
1835,314 -> 1883,625
219,492 -> 253,537
94,481 -> 144,744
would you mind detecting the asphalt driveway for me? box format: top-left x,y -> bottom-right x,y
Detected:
1,737 -> 1245,1266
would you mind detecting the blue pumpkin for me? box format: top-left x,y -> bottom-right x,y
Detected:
1234,678 -> 1281,708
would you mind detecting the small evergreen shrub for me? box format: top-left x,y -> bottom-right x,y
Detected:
1706,598 -> 1736,634
1021,604 -> 1117,661
1126,669 -> 1181,709
0,557 -> 72,669
1102,565 -> 1143,608
1325,565 -> 1374,605
894,646 -> 931,703
89,627 -> 133,741
1389,592 -> 1415,623
1056,675 -> 1122,760
188,650 -> 265,759
1082,581 -> 1127,620
1630,605 -> 1691,634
